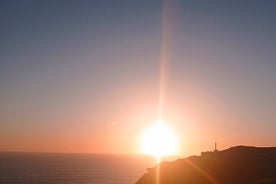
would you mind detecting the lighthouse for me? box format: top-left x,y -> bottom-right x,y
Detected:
214,142 -> 218,152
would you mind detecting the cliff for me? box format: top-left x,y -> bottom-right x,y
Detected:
135,146 -> 276,184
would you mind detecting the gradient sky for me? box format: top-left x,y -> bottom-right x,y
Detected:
1,0 -> 276,155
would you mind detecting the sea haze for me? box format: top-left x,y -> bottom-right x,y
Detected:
0,152 -> 157,184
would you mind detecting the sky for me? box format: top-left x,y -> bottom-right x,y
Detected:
0,0 -> 276,156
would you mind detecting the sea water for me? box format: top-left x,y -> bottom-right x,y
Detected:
0,153 -> 156,184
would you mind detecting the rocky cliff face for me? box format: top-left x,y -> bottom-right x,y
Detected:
135,146 -> 276,184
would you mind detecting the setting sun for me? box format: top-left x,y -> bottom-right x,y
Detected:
140,120 -> 179,157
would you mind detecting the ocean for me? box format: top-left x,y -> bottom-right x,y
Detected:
0,152 -> 157,184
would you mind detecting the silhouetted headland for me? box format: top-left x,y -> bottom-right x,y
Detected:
135,146 -> 276,184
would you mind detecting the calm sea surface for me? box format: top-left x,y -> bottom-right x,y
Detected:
0,153 -> 157,184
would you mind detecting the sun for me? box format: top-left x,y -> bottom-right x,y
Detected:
140,120 -> 179,158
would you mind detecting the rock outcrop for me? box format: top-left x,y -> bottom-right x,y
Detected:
135,146 -> 276,184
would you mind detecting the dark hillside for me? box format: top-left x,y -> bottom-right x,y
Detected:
135,146 -> 276,184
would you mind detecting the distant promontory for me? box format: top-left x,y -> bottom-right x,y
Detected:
135,146 -> 276,184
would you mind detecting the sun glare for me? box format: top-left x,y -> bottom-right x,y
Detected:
140,120 -> 179,157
